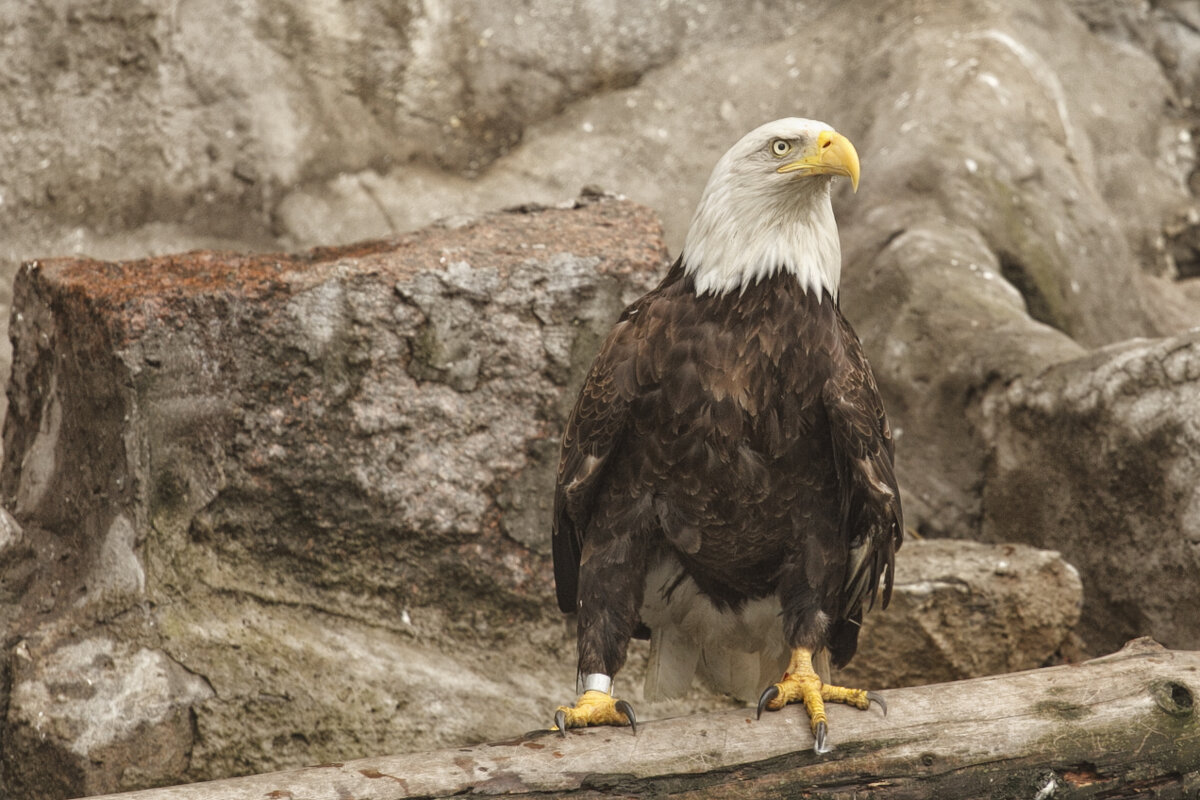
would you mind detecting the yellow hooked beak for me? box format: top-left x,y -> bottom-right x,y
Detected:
776,130 -> 860,192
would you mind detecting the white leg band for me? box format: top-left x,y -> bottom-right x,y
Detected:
582,673 -> 613,695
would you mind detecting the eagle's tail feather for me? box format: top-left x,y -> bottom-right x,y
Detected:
644,625 -> 700,701
698,646 -> 765,703
640,558 -> 789,704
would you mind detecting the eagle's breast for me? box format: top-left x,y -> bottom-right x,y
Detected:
618,269 -> 848,604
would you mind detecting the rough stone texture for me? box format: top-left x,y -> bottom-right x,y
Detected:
0,196 -> 668,796
0,0 -> 793,331
4,637 -> 213,798
0,0 -> 791,239
832,0 -> 1193,539
839,540 -> 1083,690
980,330 -> 1200,654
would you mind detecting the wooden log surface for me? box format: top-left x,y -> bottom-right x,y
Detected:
83,639 -> 1199,800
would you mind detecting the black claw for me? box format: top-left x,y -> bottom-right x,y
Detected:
756,685 -> 779,720
813,721 -> 830,754
867,691 -> 888,716
554,710 -> 567,738
615,699 -> 638,734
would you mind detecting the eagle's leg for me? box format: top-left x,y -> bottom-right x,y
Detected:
552,532 -> 644,735
755,647 -> 884,753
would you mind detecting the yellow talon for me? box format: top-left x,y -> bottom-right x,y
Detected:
552,690 -> 637,734
756,647 -> 882,753
821,683 -> 871,708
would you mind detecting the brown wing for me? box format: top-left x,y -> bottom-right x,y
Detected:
552,264 -> 683,614
822,314 -> 903,623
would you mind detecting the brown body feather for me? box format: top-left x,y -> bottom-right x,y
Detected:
553,257 -> 902,687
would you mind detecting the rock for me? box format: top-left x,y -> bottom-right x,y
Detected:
0,506 -> 34,621
0,195 -> 667,795
1070,0 -> 1200,116
0,0 -> 791,274
3,636 -> 213,799
979,330 -> 1200,654
839,540 -> 1084,690
834,0 -> 1194,541
0,505 -> 22,555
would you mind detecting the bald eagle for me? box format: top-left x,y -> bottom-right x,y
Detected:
551,118 -> 902,753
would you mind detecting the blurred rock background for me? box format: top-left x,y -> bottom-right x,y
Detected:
0,0 -> 1198,796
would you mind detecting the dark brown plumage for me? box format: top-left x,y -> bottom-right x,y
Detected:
554,257 -> 902,683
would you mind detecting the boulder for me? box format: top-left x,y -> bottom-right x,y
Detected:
839,540 -> 1083,690
980,330 -> 1200,653
3,636 -> 213,798
0,195 -> 667,795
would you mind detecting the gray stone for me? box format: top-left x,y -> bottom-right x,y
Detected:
0,0 -> 792,282
4,636 -> 213,798
0,506 -> 22,554
840,540 -> 1084,690
0,506 -> 33,615
980,330 -> 1200,653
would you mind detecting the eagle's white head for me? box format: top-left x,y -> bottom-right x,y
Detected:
680,118 -> 860,299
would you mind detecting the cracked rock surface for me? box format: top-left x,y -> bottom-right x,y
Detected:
841,539 -> 1084,689
980,331 -> 1200,653
0,197 -> 672,795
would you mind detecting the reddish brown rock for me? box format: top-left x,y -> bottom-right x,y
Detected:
0,195 -> 667,797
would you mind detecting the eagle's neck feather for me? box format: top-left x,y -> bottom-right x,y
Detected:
680,180 -> 842,299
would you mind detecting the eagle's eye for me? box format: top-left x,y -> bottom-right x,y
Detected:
770,139 -> 791,157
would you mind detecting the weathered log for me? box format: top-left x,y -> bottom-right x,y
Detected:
81,639 -> 1199,800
